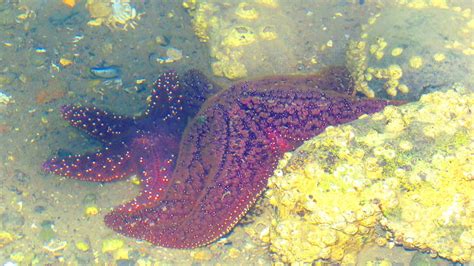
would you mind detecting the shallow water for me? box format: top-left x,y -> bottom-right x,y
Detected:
0,0 -> 472,265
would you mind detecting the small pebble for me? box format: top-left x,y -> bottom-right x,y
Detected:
115,248 -> 129,260
13,170 -> 30,183
75,241 -> 90,252
0,91 -> 12,105
155,35 -> 168,46
190,250 -> 213,261
43,239 -> 67,253
59,58 -> 73,67
9,252 -> 24,263
157,47 -> 183,64
90,66 -> 121,79
84,206 -> 99,217
0,231 -> 15,248
35,47 -> 46,53
102,238 -> 124,253
34,206 -> 46,214
227,247 -> 241,259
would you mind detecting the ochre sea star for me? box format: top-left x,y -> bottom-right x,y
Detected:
43,67 -> 399,248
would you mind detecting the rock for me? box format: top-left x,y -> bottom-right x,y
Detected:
102,238 -> 124,253
267,88 -> 474,263
0,231 -> 15,248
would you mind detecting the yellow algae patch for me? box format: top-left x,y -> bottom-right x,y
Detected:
191,250 -> 213,261
114,248 -> 129,260
397,0 -> 449,9
75,241 -> 90,252
59,58 -> 73,67
211,54 -> 247,80
391,47 -> 403,56
222,26 -> 256,47
255,0 -> 279,8
268,89 -> 474,263
408,56 -> 423,69
0,231 -> 15,248
84,205 -> 99,217
259,25 -> 277,40
433,52 -> 446,62
102,238 -> 124,253
369,38 -> 387,60
227,247 -> 241,259
397,84 -> 410,94
183,0 -> 297,80
398,140 -> 413,151
235,2 -> 259,20
183,1 -> 218,42
63,0 -> 76,8
387,64 -> 403,79
130,174 -> 141,185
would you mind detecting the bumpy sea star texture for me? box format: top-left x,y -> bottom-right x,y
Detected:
44,67 -> 396,248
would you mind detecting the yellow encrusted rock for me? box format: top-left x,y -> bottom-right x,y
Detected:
267,88 -> 474,264
183,0 -> 294,80
185,1 -> 382,81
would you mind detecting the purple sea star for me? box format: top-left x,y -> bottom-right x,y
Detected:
43,67 -> 400,248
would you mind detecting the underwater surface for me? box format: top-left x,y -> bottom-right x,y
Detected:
0,0 -> 473,265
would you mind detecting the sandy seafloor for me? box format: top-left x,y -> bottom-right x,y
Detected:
0,0 -> 471,265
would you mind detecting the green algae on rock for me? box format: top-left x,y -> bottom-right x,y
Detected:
267,88 -> 474,264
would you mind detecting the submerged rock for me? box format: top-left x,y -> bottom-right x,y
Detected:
267,87 -> 473,264
346,4 -> 473,100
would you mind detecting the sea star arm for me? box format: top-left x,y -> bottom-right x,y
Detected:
145,70 -> 222,123
44,70 -> 219,183
237,89 -> 393,150
105,105 -> 256,248
60,105 -> 135,143
42,143 -> 136,182
110,132 -> 181,213
145,71 -> 181,119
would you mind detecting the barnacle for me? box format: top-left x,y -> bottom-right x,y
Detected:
86,0 -> 142,31
267,89 -> 474,263
346,4 -> 472,98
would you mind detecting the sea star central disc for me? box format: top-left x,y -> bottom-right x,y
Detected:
44,67 -> 399,248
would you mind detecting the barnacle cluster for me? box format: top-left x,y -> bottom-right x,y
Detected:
183,0 -> 285,80
346,3 -> 473,98
267,88 -> 473,264
86,0 -> 141,30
